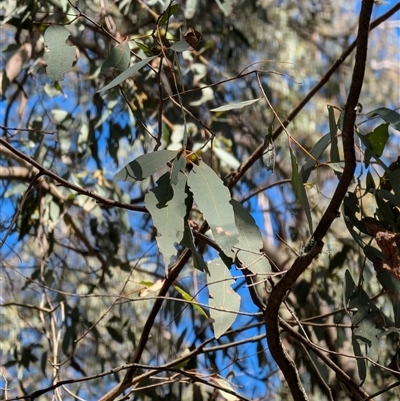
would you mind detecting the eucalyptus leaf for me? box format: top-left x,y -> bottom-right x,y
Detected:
207,257 -> 241,339
366,107 -> 400,131
101,41 -> 131,75
170,40 -> 191,52
188,161 -> 239,256
351,334 -> 367,382
145,172 -> 187,269
210,97 -> 262,112
114,149 -> 177,182
173,284 -> 208,318
231,200 -> 270,276
328,105 -> 340,163
97,55 -> 157,92
44,25 -> 76,82
290,147 -> 313,233
300,133 -> 331,183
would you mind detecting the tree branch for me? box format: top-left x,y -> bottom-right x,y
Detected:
0,138 -> 147,213
228,1 -> 400,190
264,1 -> 375,400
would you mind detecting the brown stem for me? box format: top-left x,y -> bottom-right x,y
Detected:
264,1 -> 375,400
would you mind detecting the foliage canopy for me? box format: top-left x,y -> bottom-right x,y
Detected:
1,1 -> 400,400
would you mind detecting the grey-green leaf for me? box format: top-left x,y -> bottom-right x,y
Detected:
44,26 -> 76,82
230,200 -> 270,276
351,334 -> 367,382
366,107 -> 400,131
114,149 -> 177,182
290,147 -> 313,233
188,161 -> 238,256
210,97 -> 262,112
207,257 -> 241,339
328,105 -> 340,163
170,40 -> 191,52
97,55 -> 157,93
145,172 -> 187,269
101,41 -> 131,75
300,133 -> 331,183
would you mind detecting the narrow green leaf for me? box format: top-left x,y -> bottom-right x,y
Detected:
97,55 -> 157,92
365,170 -> 375,193
44,25 -> 76,82
369,123 -> 389,157
328,105 -> 340,163
145,171 -> 187,268
101,41 -> 131,75
158,3 -> 179,26
230,200 -> 270,276
300,133 -> 331,183
351,334 -> 367,382
290,147 -> 313,233
114,149 -> 177,182
366,107 -> 400,131
135,41 -> 152,55
207,257 -> 241,339
343,269 -> 355,309
210,97 -> 262,112
173,284 -> 208,318
188,161 -> 239,256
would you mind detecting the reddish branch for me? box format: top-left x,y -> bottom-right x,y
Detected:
228,1 -> 400,190
264,1 -> 375,400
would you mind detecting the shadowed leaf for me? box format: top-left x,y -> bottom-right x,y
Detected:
114,150 -> 177,182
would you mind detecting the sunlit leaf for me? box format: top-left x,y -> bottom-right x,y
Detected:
173,284 -> 208,318
210,97 -> 262,112
44,25 -> 76,82
207,257 -> 241,339
213,377 -> 239,400
369,123 -> 389,157
114,149 -> 177,182
158,3 -> 179,26
97,55 -> 157,92
213,147 -> 240,170
188,161 -> 239,256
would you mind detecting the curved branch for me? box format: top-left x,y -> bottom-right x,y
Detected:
228,1 -> 400,190
264,1 -> 375,400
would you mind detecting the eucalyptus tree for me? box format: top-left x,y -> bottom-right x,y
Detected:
1,1 -> 400,400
